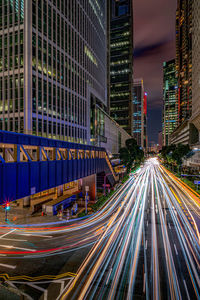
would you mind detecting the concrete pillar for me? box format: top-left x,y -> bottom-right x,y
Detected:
23,196 -> 30,207
81,174 -> 96,202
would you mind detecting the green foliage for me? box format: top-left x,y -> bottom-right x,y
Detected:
181,177 -> 200,195
161,144 -> 176,160
121,174 -> 129,184
171,144 -> 190,166
78,211 -> 87,218
119,138 -> 144,172
161,143 -> 190,170
91,190 -> 115,212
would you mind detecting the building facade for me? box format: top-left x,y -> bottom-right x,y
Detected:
162,60 -> 178,146
176,0 -> 192,126
0,0 -> 107,145
109,0 -> 133,136
158,131 -> 162,151
101,109 -> 131,155
190,0 -> 200,144
133,79 -> 147,149
171,0 -> 200,147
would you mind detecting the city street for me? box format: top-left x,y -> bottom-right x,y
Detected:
0,0 -> 199,299
0,158 -> 199,299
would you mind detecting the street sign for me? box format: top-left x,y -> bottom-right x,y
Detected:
194,181 -> 200,185
85,186 -> 89,192
31,187 -> 36,195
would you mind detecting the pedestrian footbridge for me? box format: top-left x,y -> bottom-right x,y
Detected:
0,131 -> 118,203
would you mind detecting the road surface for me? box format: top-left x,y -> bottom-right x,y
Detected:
0,158 -> 199,299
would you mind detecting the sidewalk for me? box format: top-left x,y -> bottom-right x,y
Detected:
0,183 -> 122,226
0,206 -> 82,226
0,207 -> 61,226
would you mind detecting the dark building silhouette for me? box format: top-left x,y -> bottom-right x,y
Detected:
162,60 -> 178,146
176,0 -> 192,125
108,0 -> 133,136
133,79 -> 147,150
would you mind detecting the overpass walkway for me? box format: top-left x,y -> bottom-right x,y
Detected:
0,131 -> 118,203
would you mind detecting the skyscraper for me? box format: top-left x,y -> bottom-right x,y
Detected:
162,60 -> 178,146
133,79 -> 147,149
190,0 -> 200,144
0,0 -> 107,144
176,0 -> 192,125
109,0 -> 133,136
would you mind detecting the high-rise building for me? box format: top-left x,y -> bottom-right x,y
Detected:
190,0 -> 200,144
143,91 -> 147,150
158,131 -> 162,151
162,60 -> 178,146
133,79 -> 147,149
109,0 -> 133,136
170,0 -> 199,146
176,0 -> 192,125
0,0 -> 107,145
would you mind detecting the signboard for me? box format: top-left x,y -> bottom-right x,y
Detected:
31,187 -> 36,195
194,181 -> 200,185
85,186 -> 89,192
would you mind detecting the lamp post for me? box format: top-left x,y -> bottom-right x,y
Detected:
85,186 -> 89,214
103,173 -> 113,196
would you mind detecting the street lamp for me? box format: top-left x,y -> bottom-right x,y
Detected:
103,173 -> 113,196
85,186 -> 89,214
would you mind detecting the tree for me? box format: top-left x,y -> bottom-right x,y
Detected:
161,144 -> 176,161
171,144 -> 190,167
161,143 -> 190,173
119,138 -> 144,172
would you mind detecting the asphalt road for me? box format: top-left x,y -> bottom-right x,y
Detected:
0,158 -> 199,300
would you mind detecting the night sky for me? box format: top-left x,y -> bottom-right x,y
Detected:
134,0 -> 177,144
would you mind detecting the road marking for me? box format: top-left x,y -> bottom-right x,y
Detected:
0,229 -> 16,239
174,244 -> 178,255
1,238 -> 27,242
170,188 -> 181,204
60,280 -> 65,294
145,240 -> 148,250
19,233 -> 53,238
27,283 -> 48,300
146,220 -> 148,227
0,263 -> 16,269
7,281 -> 34,300
143,273 -> 146,293
183,279 -> 190,300
0,245 -> 36,252
168,223 -> 171,230
106,268 -> 112,285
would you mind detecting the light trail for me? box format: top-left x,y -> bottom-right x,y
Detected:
150,169 -> 160,300
1,158 -> 200,300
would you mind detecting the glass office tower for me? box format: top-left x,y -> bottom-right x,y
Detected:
162,59 -> 178,146
109,0 -> 133,136
176,0 -> 192,125
133,79 -> 147,150
0,0 -> 107,144
191,0 -> 200,139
